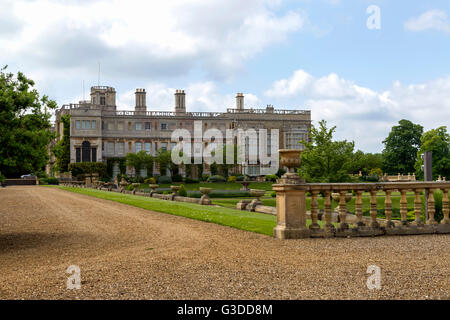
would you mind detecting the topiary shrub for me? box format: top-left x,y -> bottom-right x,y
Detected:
276,168 -> 286,177
46,177 -> 59,185
158,176 -> 172,184
126,184 -> 135,191
207,175 -> 226,183
227,175 -> 237,183
184,177 -> 199,184
235,174 -> 244,181
178,184 -> 187,197
172,174 -> 183,182
265,174 -> 278,182
144,177 -> 156,184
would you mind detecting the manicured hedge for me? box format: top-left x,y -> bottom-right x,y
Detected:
158,176 -> 172,184
39,177 -> 59,185
68,162 -> 107,179
207,175 -> 226,183
187,189 -> 251,198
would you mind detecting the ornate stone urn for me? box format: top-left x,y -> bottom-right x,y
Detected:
149,184 -> 159,196
131,182 -> 140,194
119,179 -> 128,193
278,149 -> 303,183
239,180 -> 251,191
199,187 -> 212,205
247,189 -> 266,211
250,189 -> 265,200
170,185 -> 180,199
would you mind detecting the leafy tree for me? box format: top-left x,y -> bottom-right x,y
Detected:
382,119 -> 423,175
414,126 -> 450,180
298,120 -> 355,182
0,66 -> 57,177
349,150 -> 383,175
126,151 -> 153,177
52,114 -> 71,173
156,149 -> 171,176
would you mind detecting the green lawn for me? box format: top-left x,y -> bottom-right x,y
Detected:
53,186 -> 283,235
139,181 -> 274,191
213,193 -> 440,222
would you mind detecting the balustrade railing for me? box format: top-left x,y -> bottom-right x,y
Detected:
274,181 -> 450,239
273,149 -> 450,239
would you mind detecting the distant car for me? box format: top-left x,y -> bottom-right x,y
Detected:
21,174 -> 36,179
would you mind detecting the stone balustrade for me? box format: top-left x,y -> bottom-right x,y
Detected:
274,181 -> 450,239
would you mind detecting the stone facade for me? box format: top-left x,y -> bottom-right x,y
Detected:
54,85 -> 311,177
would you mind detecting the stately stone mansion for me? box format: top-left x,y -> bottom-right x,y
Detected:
54,86 -> 311,177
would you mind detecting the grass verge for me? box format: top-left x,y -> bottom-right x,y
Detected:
53,186 -> 280,236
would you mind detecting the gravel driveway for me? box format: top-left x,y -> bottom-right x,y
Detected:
0,186 -> 448,299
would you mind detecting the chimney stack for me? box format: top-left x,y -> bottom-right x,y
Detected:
135,88 -> 147,114
174,89 -> 186,114
236,93 -> 244,110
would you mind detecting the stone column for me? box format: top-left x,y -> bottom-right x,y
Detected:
338,190 -> 349,230
441,189 -> 449,224
384,189 -> 395,228
309,190 -> 320,231
369,189 -> 379,228
400,189 -> 408,225
426,189 -> 437,225
273,181 -> 309,239
414,189 -> 424,226
273,149 -> 309,239
323,190 -> 334,234
355,190 -> 364,227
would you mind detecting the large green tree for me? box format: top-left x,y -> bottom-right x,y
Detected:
0,66 -> 57,177
298,120 -> 355,182
414,126 -> 450,180
348,150 -> 383,175
382,119 -> 423,175
52,114 -> 71,173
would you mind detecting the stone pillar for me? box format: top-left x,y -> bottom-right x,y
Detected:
273,180 -> 309,239
426,189 -> 437,225
355,190 -> 364,227
338,190 -> 349,230
414,189 -> 424,226
323,190 -> 335,234
309,190 -> 320,231
273,149 -> 309,239
384,189 -> 395,228
441,189 -> 449,224
369,190 -> 379,228
400,189 -> 408,225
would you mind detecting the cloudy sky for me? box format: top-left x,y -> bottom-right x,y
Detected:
1,0 -> 449,153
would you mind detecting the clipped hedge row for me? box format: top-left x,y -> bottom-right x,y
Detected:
39,177 -> 59,185
68,162 -> 107,179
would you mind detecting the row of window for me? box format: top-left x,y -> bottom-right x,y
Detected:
75,120 -> 97,130
105,141 -> 177,156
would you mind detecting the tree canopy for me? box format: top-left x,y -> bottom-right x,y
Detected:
298,120 -> 355,182
0,66 -> 57,177
382,119 -> 423,175
414,126 -> 450,180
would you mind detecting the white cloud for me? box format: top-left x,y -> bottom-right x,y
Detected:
1,0 -> 305,80
404,10 -> 450,34
265,69 -> 450,153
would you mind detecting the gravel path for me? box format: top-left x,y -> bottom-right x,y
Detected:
0,186 -> 448,299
